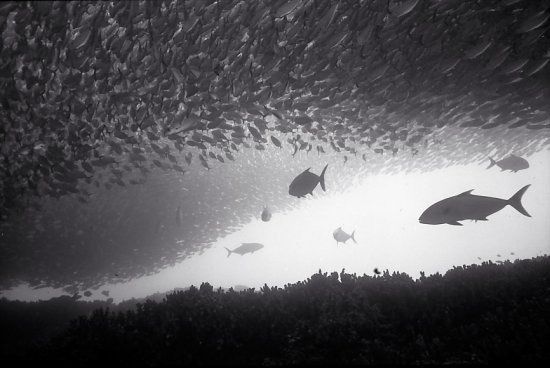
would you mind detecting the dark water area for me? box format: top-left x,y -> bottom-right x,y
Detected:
1,0 -> 550,363
2,256 -> 550,364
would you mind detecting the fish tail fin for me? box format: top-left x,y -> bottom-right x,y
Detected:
224,247 -> 232,258
508,185 -> 531,217
319,164 -> 328,191
487,157 -> 496,169
351,231 -> 357,243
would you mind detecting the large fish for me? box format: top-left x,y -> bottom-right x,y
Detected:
487,155 -> 529,172
289,164 -> 328,198
333,227 -> 356,244
419,185 -> 531,226
224,243 -> 264,257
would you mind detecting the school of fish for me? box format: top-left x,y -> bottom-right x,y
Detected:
0,0 -> 549,291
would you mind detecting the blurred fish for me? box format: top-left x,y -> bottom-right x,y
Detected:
224,243 -> 264,257
289,164 -> 328,198
487,155 -> 529,172
261,206 -> 272,222
419,185 -> 531,225
333,227 -> 356,245
373,268 -> 381,275
270,136 -> 282,148
390,0 -> 419,17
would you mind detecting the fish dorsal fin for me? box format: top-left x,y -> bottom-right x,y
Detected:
303,167 -> 311,173
457,189 -> 474,196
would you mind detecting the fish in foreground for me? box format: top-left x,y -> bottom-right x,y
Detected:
487,154 -> 529,172
419,185 -> 531,226
333,227 -> 357,244
225,243 -> 264,257
261,206 -> 272,222
289,164 -> 328,198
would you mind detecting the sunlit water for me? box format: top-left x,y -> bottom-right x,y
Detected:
5,149 -> 549,302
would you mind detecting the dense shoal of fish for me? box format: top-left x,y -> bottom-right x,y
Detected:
0,0 -> 549,291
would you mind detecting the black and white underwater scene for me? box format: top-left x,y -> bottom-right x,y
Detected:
2,0 -> 550,365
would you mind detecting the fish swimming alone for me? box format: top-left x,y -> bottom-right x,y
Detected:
333,227 -> 356,245
261,206 -> 272,222
224,243 -> 264,257
487,154 -> 529,172
289,164 -> 328,198
419,185 -> 531,226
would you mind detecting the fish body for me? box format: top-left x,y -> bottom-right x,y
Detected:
419,185 -> 531,225
289,164 -> 328,198
225,243 -> 264,257
333,227 -> 356,244
487,155 -> 529,172
261,206 -> 272,222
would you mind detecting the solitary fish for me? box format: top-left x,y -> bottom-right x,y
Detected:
487,154 -> 529,172
419,185 -> 531,226
224,243 -> 264,257
333,227 -> 356,244
261,206 -> 272,222
289,164 -> 328,198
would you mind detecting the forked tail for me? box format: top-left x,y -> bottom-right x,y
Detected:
351,231 -> 357,244
487,157 -> 497,169
319,164 -> 328,191
508,185 -> 531,217
224,247 -> 233,258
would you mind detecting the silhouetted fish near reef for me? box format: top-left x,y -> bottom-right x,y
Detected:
487,154 -> 529,172
333,227 -> 356,245
261,206 -> 272,222
289,164 -> 328,198
224,243 -> 264,257
419,185 -> 531,226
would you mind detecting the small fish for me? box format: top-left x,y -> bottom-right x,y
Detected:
261,206 -> 272,222
419,185 -> 531,226
373,268 -> 381,275
289,164 -> 328,198
333,227 -> 356,245
224,243 -> 264,257
271,136 -> 282,148
487,155 -> 529,172
390,0 -> 419,17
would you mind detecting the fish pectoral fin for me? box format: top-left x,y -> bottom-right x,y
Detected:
447,221 -> 463,226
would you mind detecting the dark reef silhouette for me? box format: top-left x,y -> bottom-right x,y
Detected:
2,255 -> 550,365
